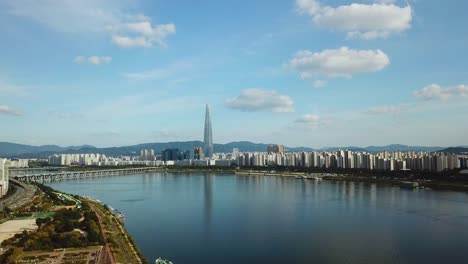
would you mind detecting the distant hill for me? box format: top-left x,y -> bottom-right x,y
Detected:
319,146 -> 367,152
440,147 -> 468,154
1,141 -> 463,158
317,145 -> 444,152
365,144 -> 444,152
0,142 -> 95,157
2,141 -> 314,158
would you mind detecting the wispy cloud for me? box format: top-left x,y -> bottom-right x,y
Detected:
123,62 -> 192,81
0,79 -> 30,96
226,89 -> 294,113
2,0 -> 175,48
413,84 -> 468,101
366,104 -> 409,114
0,105 -> 21,116
312,80 -> 326,88
110,22 -> 176,48
74,56 -> 112,65
294,114 -> 331,129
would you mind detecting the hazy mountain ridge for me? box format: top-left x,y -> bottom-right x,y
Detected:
439,147 -> 468,154
0,142 -> 95,157
0,141 -> 463,158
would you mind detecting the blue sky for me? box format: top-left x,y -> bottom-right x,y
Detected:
0,0 -> 467,148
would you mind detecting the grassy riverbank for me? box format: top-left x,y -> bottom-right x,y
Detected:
0,181 -> 150,263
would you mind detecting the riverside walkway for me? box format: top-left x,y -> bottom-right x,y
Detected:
13,167 -> 162,182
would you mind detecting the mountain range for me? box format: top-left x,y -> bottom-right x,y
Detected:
1,141 -> 466,158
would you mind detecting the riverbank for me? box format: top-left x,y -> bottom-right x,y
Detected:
163,167 -> 468,192
0,181 -> 150,264
87,198 -> 148,264
320,175 -> 468,192
164,168 -> 468,192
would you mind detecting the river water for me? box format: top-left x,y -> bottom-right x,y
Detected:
48,173 -> 468,264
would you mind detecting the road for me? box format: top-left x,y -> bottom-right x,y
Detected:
0,179 -> 36,210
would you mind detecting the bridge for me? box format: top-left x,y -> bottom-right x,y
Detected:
9,167 -> 66,172
13,167 -> 163,182
9,167 -> 66,176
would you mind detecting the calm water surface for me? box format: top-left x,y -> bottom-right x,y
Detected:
48,173 -> 468,264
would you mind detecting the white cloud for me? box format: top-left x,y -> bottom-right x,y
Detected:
226,89 -> 294,113
455,85 -> 468,97
312,80 -> 326,88
288,47 -> 389,78
413,84 -> 468,101
111,36 -> 151,48
74,56 -> 112,65
294,114 -> 330,128
376,0 -> 397,4
111,22 -> 175,48
0,105 -> 21,116
2,0 -> 175,48
295,114 -> 320,123
296,0 -> 412,40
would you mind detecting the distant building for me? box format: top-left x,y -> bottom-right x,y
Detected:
0,158 -> 10,198
7,159 -> 29,168
268,144 -> 285,154
232,148 -> 239,156
194,147 -> 204,160
161,148 -> 180,161
140,149 -> 155,161
204,104 -> 213,159
183,150 -> 193,160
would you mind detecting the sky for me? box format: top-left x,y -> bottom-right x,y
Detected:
0,0 -> 467,148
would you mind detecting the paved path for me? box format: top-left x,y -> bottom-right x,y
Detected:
89,202 -> 142,264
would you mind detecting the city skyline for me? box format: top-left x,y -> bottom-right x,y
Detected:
0,0 -> 467,147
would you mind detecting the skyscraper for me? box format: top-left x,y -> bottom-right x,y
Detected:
204,104 -> 213,159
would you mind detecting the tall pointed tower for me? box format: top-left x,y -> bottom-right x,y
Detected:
204,104 -> 213,159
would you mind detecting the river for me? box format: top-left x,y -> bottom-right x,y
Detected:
48,172 -> 468,264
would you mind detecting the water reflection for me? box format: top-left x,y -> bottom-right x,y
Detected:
204,174 -> 214,228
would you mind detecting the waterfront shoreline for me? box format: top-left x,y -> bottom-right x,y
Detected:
163,168 -> 468,192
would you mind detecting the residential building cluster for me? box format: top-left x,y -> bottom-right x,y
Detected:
46,148 -> 468,173
48,153 -> 164,167
140,149 -> 155,161
0,158 -> 29,198
231,150 -> 468,172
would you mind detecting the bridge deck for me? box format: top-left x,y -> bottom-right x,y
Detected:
14,167 -> 163,181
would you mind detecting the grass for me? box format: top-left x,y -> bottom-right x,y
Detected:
33,211 -> 55,218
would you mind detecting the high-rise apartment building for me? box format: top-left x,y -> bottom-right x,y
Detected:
268,144 -> 285,154
140,149 -> 155,161
194,147 -> 204,160
0,158 -> 10,198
